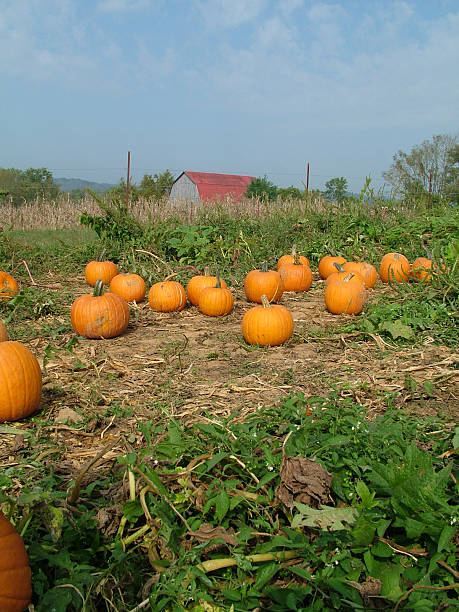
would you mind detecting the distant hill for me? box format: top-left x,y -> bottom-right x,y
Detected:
54,178 -> 115,192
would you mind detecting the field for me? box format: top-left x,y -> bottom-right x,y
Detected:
0,195 -> 458,611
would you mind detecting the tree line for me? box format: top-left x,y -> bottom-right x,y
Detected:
1,133 -> 457,206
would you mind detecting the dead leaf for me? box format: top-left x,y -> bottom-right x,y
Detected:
56,407 -> 84,424
188,523 -> 237,547
276,455 -> 332,509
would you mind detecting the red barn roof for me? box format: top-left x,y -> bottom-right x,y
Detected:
183,171 -> 255,202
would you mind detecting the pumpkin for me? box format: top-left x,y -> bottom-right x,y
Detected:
0,341 -> 42,423
277,244 -> 310,270
148,280 -> 186,312
342,261 -> 377,288
186,267 -> 228,306
324,273 -> 367,315
244,262 -> 284,304
71,279 -> 130,339
0,272 -> 19,301
0,320 -> 7,343
242,294 -> 294,347
325,268 -> 365,289
379,252 -> 410,283
85,259 -> 119,286
198,275 -> 234,316
318,256 -> 347,279
110,273 -> 146,303
411,257 -> 433,282
278,256 -> 313,292
0,511 -> 32,612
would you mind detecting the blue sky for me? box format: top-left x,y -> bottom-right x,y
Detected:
1,0 -> 458,193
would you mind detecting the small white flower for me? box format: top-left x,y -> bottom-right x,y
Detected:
267,465 -> 274,471
450,517 -> 457,525
351,426 -> 355,431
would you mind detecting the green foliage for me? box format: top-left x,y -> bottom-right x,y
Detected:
139,170 -> 175,199
245,176 -> 278,201
323,177 -> 349,202
277,185 -> 304,200
79,189 -> 143,246
0,167 -> 60,204
7,391 -> 456,610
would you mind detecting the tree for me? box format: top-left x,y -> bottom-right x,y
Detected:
138,170 -> 175,199
323,177 -> 348,202
383,133 -> 458,200
245,176 -> 278,201
0,167 -> 59,204
277,185 -> 304,200
443,143 -> 459,205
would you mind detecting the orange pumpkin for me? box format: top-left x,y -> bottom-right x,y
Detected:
110,273 -> 146,302
244,262 -> 284,304
318,256 -> 347,279
325,269 -> 365,289
0,511 -> 32,612
342,261 -> 378,288
0,341 -> 42,423
324,274 -> 367,315
0,272 -> 19,301
198,276 -> 234,316
187,267 -> 228,306
71,279 -> 130,339
0,320 -> 7,343
148,280 -> 186,312
242,294 -> 294,347
379,252 -> 410,283
85,259 -> 119,286
279,256 -> 313,292
277,245 -> 310,270
411,257 -> 433,282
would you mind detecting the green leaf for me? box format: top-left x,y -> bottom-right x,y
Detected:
379,320 -> 414,339
351,515 -> 376,546
215,490 -> 230,522
254,562 -> 280,590
437,524 -> 457,552
291,504 -> 358,531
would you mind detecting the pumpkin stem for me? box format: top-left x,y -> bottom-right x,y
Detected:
215,272 -> 222,288
291,244 -> 297,256
261,261 -> 268,273
343,273 -> 355,283
93,279 -> 105,296
293,253 -> 301,265
98,249 -> 106,262
261,294 -> 271,308
333,261 -> 345,273
203,266 -> 210,276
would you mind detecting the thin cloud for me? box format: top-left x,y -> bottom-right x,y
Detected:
195,0 -> 268,28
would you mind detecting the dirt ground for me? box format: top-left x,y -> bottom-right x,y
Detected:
2,275 -> 457,477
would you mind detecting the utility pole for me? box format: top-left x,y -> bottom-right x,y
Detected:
306,162 -> 310,200
126,151 -> 131,209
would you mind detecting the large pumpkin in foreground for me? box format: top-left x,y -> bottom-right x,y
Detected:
0,512 -> 32,612
242,295 -> 294,347
71,280 -> 130,339
0,341 -> 42,423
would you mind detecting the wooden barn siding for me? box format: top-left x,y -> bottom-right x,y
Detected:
169,174 -> 199,201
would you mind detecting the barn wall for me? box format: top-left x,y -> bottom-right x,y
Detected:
169,174 -> 199,201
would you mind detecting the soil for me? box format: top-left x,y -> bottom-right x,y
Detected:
2,274 -> 457,476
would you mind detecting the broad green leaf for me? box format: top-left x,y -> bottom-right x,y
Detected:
379,320 -> 414,339
215,490 -> 230,522
292,503 -> 358,531
254,562 -> 280,590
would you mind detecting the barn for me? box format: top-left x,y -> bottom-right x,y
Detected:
169,171 -> 255,202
